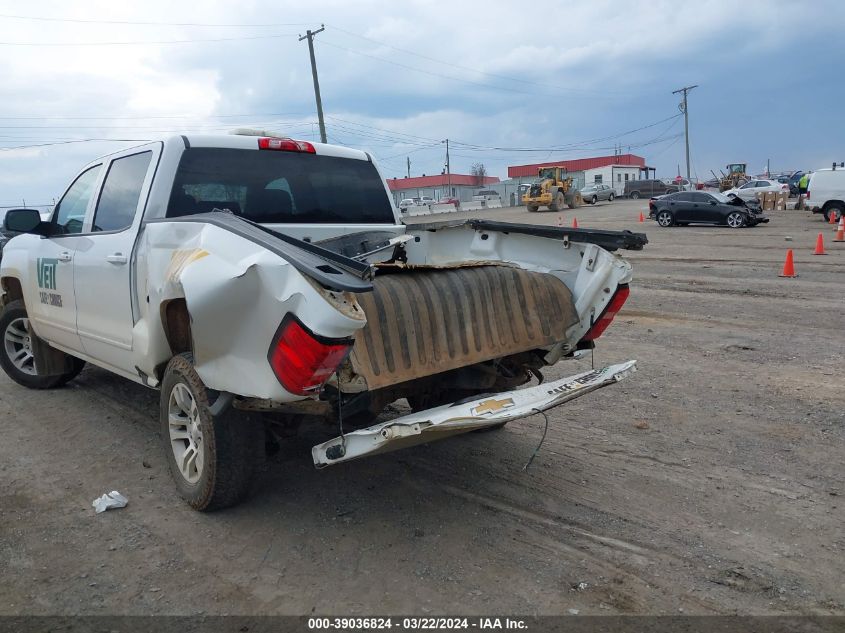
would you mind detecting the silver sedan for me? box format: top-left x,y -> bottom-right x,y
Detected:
579,184 -> 615,204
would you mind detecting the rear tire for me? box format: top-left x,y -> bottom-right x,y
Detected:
161,352 -> 264,511
630,191 -> 641,199
527,205 -> 539,213
823,203 -> 844,222
0,300 -> 85,389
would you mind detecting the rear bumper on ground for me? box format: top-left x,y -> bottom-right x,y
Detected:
312,360 -> 637,468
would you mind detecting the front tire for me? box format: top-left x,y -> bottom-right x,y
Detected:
726,211 -> 746,228
527,205 -> 539,213
161,353 -> 263,511
608,193 -> 615,202
656,210 -> 674,227
0,300 -> 84,389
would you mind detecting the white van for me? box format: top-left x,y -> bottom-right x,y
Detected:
805,165 -> 845,221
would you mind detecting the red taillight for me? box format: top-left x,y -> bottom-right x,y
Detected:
268,315 -> 352,396
581,285 -> 630,342
258,137 -> 316,153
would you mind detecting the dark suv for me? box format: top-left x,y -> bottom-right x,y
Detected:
624,179 -> 679,199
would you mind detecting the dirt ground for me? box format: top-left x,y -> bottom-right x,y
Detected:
1,199 -> 843,616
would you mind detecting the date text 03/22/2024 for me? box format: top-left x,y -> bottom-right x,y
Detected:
307,617 -> 528,630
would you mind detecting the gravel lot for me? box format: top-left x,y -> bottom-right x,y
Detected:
1,199 -> 843,616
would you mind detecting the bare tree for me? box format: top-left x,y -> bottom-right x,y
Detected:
470,162 -> 487,186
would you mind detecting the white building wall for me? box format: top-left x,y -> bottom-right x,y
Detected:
583,165 -> 641,195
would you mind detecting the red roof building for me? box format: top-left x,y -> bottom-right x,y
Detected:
387,174 -> 499,192
508,154 -> 645,178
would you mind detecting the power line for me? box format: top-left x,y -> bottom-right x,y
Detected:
319,39 -> 570,99
0,13 -> 307,27
0,139 -> 151,151
0,33 -> 297,46
327,24 -> 627,98
0,112 -> 310,120
448,114 -> 682,152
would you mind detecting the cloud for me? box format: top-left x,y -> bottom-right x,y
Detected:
0,0 -> 843,202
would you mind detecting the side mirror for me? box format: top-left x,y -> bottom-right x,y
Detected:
709,200 -> 717,205
4,208 -> 44,234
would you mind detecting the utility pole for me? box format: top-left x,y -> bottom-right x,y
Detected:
406,156 -> 411,179
444,139 -> 451,196
672,84 -> 697,180
299,25 -> 327,144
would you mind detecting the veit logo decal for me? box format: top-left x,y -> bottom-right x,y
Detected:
37,258 -> 59,290
37,258 -> 63,307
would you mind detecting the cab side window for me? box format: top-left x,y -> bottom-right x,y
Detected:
93,151 -> 153,232
54,165 -> 102,234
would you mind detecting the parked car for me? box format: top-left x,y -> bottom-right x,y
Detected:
624,179 -> 679,199
438,196 -> 460,207
398,197 -> 422,211
723,179 -> 789,201
648,191 -> 769,228
804,165 -> 845,221
420,196 -> 434,206
787,171 -> 806,196
580,184 -> 615,204
0,131 -> 644,510
472,189 -> 500,202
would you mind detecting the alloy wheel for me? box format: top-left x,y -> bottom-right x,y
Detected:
168,382 -> 204,484
657,211 -> 673,227
3,317 -> 36,375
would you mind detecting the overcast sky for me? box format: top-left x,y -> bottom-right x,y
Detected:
1,0 -> 843,206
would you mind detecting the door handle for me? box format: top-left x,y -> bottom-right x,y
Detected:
106,253 -> 127,265
57,252 -> 72,262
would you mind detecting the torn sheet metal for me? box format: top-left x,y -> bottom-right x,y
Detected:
137,216 -> 367,400
312,360 -> 637,467
349,265 -> 579,390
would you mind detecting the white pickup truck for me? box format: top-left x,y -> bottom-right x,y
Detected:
0,131 -> 646,510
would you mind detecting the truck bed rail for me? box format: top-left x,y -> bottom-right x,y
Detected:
405,219 -> 648,252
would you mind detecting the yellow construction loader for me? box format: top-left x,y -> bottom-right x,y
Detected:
719,163 -> 748,192
523,166 -> 580,212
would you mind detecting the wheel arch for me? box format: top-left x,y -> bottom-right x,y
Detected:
1,277 -> 24,308
160,298 -> 193,357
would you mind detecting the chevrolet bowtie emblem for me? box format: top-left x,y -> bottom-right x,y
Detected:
471,397 -> 515,416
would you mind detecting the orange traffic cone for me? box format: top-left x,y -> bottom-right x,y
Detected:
813,232 -> 827,255
572,217 -> 578,229
638,211 -> 645,223
778,249 -> 797,277
830,212 -> 838,225
835,222 -> 845,242
837,217 -> 845,233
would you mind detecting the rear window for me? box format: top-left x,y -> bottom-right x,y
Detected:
167,148 -> 394,224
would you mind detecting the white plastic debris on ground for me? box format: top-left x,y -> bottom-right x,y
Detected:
92,491 -> 128,513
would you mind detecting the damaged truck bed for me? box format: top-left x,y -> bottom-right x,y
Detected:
0,131 -> 646,510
